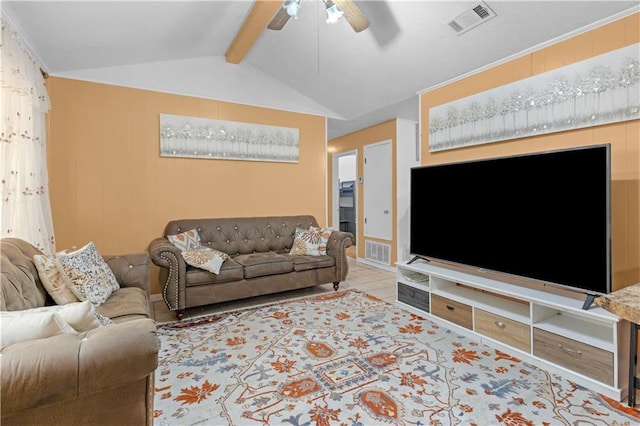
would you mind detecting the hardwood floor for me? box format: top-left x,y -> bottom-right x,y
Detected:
152,257 -> 395,323
346,245 -> 356,258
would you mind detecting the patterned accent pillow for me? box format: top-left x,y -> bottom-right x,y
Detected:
33,253 -> 79,305
289,228 -> 323,256
56,242 -> 120,306
167,229 -> 201,251
309,226 -> 334,255
182,246 -> 226,274
196,245 -> 230,261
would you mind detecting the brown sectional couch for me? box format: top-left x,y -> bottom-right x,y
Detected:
149,215 -> 354,319
0,238 -> 159,426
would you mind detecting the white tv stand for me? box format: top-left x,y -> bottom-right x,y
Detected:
396,259 -> 628,401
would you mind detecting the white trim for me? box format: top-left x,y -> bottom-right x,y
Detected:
332,149 -> 358,234
356,257 -> 396,274
325,116 -> 329,226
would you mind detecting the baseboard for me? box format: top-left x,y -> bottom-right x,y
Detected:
356,257 -> 396,273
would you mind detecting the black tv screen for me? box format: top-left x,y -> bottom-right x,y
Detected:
410,144 -> 611,296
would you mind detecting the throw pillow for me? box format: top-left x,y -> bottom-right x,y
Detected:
167,229 -> 201,251
309,226 -> 334,255
289,227 -> 323,256
56,242 -> 120,306
33,253 -> 79,305
0,310 -> 76,349
207,246 -> 230,261
26,300 -> 113,331
181,246 -> 226,274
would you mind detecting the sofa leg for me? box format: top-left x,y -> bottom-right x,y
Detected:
176,309 -> 185,320
333,282 -> 340,291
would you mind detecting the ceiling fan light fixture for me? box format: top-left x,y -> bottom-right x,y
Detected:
324,1 -> 344,24
285,0 -> 301,19
269,0 -> 368,32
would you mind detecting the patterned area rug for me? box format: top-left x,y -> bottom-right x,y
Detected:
154,290 -> 640,425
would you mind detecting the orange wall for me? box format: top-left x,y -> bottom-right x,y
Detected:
46,78 -> 327,295
328,119 -> 397,265
420,13 -> 640,291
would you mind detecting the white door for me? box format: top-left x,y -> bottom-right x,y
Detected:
364,140 -> 392,240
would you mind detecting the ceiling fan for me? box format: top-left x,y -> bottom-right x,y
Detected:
267,0 -> 369,33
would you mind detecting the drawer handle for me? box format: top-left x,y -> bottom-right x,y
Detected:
446,305 -> 455,311
494,321 -> 505,329
558,344 -> 582,356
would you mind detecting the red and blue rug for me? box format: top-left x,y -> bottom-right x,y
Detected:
154,290 -> 639,425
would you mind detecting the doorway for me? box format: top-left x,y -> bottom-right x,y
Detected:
332,151 -> 357,258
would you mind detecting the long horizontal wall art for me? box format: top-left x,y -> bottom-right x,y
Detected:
429,43 -> 640,152
160,114 -> 299,163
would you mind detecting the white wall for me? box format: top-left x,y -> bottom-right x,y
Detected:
338,155 -> 357,182
396,118 -> 419,262
55,56 -> 340,119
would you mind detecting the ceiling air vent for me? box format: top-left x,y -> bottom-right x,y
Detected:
446,1 -> 496,35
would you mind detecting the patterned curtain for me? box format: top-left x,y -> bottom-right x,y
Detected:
0,17 -> 55,254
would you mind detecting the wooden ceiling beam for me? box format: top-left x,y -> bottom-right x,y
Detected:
225,0 -> 282,64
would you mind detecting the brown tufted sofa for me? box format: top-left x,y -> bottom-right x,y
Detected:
149,215 -> 354,319
0,238 -> 159,426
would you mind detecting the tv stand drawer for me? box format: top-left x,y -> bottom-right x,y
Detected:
431,294 -> 472,330
397,282 -> 430,312
475,309 -> 531,352
533,328 -> 614,386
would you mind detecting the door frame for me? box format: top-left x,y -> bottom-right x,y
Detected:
332,150 -> 358,246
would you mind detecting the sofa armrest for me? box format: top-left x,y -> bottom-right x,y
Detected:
326,230 -> 354,282
0,318 -> 158,416
148,237 -> 186,311
103,253 -> 149,291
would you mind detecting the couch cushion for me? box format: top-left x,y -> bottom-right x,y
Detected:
234,252 -> 294,279
185,258 -> 244,287
97,287 -> 150,322
291,254 -> 335,272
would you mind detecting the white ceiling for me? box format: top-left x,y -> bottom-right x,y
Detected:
2,1 -> 638,139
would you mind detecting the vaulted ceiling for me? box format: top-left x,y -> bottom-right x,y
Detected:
2,1 -> 638,139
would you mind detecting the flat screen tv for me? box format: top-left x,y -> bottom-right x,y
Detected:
409,144 -> 611,308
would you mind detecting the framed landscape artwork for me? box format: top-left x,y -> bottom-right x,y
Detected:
428,43 -> 640,151
160,113 -> 299,163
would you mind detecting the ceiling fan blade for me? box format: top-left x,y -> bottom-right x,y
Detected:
267,5 -> 291,30
334,0 -> 369,32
